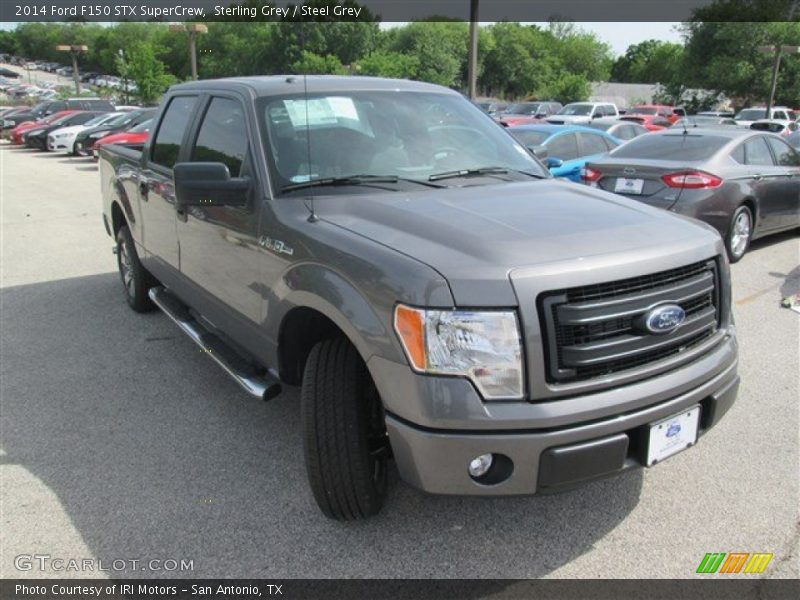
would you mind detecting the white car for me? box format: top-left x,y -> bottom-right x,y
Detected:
47,112 -> 122,154
546,102 -> 619,125
734,106 -> 795,127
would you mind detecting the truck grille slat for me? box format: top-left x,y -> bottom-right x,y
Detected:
539,259 -> 720,383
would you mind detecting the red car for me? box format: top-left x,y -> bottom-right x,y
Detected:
496,101 -> 562,127
619,114 -> 673,132
628,104 -> 684,124
91,119 -> 152,160
10,110 -> 80,145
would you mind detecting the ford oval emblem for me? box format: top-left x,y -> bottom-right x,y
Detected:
644,304 -> 686,335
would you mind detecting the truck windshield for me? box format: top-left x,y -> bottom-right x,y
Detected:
558,103 -> 593,116
257,91 -> 548,193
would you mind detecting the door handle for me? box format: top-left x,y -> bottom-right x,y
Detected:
752,174 -> 763,181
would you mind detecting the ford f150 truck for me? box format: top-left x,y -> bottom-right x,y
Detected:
99,76 -> 739,521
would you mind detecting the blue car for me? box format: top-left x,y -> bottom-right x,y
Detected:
508,124 -> 621,181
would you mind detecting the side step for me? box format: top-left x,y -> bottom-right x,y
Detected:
148,286 -> 282,401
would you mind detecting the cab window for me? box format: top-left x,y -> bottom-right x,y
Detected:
190,97 -> 248,177
151,96 -> 198,169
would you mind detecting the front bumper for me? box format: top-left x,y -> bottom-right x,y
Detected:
375,334 -> 738,495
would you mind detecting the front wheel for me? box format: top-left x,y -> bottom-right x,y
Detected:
301,338 -> 390,520
726,205 -> 753,263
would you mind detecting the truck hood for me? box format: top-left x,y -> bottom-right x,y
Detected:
318,179 -> 721,305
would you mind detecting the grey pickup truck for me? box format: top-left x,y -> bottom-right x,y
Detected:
99,76 -> 739,520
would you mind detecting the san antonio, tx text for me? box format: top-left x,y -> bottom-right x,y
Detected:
16,584 -> 281,597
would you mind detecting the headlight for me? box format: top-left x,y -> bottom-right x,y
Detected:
89,131 -> 109,139
394,305 -> 524,400
54,132 -> 67,138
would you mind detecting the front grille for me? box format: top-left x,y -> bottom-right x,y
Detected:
539,259 -> 720,384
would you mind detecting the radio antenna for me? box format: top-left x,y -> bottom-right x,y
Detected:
300,22 -> 318,223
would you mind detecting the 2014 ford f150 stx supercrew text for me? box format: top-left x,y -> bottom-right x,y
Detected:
99,76 -> 739,521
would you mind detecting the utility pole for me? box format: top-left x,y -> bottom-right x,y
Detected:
170,23 -> 208,80
56,44 -> 88,94
467,0 -> 479,100
757,44 -> 800,115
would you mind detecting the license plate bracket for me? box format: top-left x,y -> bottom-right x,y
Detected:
614,177 -> 644,194
646,405 -> 700,466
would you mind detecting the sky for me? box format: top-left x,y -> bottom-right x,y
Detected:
0,21 -> 684,56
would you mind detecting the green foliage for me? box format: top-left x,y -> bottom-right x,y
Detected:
680,21 -> 800,106
119,43 -> 177,104
357,51 -> 419,79
290,50 -> 347,74
537,72 -> 591,103
0,17 -> 610,102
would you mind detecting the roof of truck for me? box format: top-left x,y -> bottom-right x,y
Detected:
170,75 -> 453,96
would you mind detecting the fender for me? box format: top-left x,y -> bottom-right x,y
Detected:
269,262 -> 406,367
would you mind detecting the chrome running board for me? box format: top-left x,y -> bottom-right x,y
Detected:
149,286 -> 282,401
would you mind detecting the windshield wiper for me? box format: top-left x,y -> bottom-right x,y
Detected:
428,166 -> 546,182
281,174 -> 445,193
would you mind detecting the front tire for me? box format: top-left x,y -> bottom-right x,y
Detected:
301,338 -> 390,520
116,225 -> 155,312
726,205 -> 753,263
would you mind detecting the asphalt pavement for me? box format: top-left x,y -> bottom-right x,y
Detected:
1,142 -> 798,579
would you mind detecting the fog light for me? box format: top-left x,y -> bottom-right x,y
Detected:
468,454 -> 494,478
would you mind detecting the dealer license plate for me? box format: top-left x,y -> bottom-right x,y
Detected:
646,406 -> 700,466
614,177 -> 644,194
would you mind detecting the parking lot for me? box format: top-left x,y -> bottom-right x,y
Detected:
0,142 -> 797,579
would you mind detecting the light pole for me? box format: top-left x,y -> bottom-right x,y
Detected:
757,44 -> 800,115
169,23 -> 208,80
467,0 -> 479,100
56,44 -> 88,95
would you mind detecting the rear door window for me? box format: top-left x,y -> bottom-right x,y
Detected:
546,133 -> 579,160
190,97 -> 249,176
150,96 -> 198,169
765,136 -> 800,167
744,137 -> 775,166
579,132 -> 611,155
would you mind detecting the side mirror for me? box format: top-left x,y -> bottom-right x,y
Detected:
546,157 -> 564,169
173,162 -> 249,207
527,144 -> 548,159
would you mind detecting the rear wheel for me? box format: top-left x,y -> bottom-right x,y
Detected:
116,225 -> 156,312
301,338 -> 390,520
726,205 -> 753,263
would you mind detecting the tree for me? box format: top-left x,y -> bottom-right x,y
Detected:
680,21 -> 800,106
537,72 -> 591,103
120,43 -> 176,104
388,21 -> 469,87
290,50 -> 347,75
357,51 -> 419,79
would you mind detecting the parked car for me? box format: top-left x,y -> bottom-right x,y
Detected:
628,104 -> 685,124
48,112 -> 122,153
2,98 -> 115,129
620,114 -> 673,131
10,110 -> 80,145
787,130 -> 800,149
0,67 -> 20,78
91,119 -> 153,159
508,124 -> 620,181
734,106 -> 793,127
497,101 -> 563,127
25,111 -> 104,150
98,77 -> 739,520
546,102 -> 619,125
673,116 -> 738,128
74,108 -> 156,155
475,100 -> 508,117
588,117 -> 649,140
749,119 -> 799,138
697,111 -> 736,118
583,128 -> 800,261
